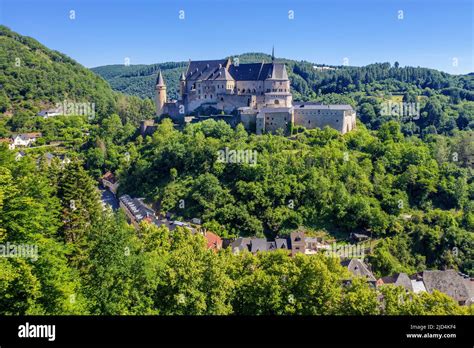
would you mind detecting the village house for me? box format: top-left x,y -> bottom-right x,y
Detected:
101,171 -> 119,194
118,194 -> 221,251
376,269 -> 474,306
12,133 -> 42,147
15,151 -> 26,161
229,237 -> 289,254
42,152 -> 71,167
415,270 -> 473,306
37,107 -> 63,118
290,231 -> 331,256
341,258 -> 377,287
376,272 -> 420,293
203,231 -> 223,251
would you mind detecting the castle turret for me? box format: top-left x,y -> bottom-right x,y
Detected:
155,70 -> 167,116
179,71 -> 186,98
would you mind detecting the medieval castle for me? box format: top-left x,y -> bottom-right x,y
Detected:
148,51 -> 356,136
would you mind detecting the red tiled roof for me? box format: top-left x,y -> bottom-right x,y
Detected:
205,231 -> 222,251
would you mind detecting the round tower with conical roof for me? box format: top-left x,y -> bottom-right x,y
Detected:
179,71 -> 186,98
155,70 -> 167,116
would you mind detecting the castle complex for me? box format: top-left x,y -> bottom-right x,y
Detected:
153,51 -> 356,135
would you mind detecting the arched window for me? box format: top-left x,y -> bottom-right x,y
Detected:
275,100 -> 280,105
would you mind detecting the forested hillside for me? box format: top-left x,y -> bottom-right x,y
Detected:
0,25 -> 155,135
0,142 -> 471,315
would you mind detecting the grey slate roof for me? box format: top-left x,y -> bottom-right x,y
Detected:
275,238 -> 289,249
250,238 -> 268,253
381,273 -> 413,291
185,59 -> 289,82
230,237 -> 251,252
156,70 -> 165,86
294,103 -> 354,111
341,259 -> 377,282
228,62 -> 273,81
268,63 -> 289,80
229,237 -> 289,253
119,194 -> 155,221
185,59 -> 229,81
422,270 -> 471,303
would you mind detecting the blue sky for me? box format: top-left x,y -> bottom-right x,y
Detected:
1,0 -> 472,74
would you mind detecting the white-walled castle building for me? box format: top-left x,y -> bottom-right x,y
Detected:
154,51 -> 356,135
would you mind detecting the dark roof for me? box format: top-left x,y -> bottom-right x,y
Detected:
185,60 -> 289,82
185,59 -> 229,81
422,270 -> 471,303
156,70 -> 165,86
380,273 -> 413,291
228,62 -> 272,81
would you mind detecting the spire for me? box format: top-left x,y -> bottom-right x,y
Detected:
272,46 -> 275,62
156,70 -> 165,86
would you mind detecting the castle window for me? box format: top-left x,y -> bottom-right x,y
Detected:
205,95 -> 207,98
221,97 -> 224,101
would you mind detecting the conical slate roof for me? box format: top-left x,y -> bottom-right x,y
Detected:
156,70 -> 165,86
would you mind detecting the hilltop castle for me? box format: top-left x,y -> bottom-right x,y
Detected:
153,50 -> 356,135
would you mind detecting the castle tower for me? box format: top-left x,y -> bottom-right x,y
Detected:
155,70 -> 167,116
179,71 -> 186,98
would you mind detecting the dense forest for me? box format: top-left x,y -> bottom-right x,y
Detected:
0,143 -> 471,315
0,26 -> 473,315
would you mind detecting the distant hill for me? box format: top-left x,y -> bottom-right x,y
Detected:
0,25 -> 116,116
91,52 -> 474,103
